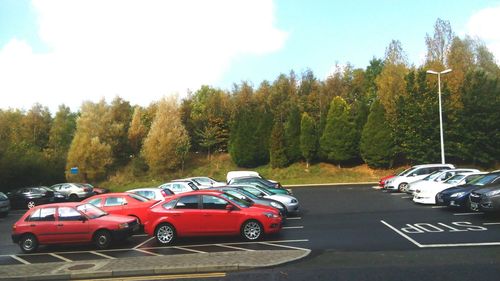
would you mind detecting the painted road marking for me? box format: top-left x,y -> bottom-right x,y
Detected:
483,222 -> 500,225
173,246 -> 206,254
283,226 -> 304,229
49,253 -> 72,262
90,251 -> 115,259
453,212 -> 484,216
134,236 -> 154,249
259,242 -> 310,251
134,248 -> 161,256
215,244 -> 255,251
432,206 -> 447,208
401,196 -> 412,199
77,272 -> 227,281
381,220 -> 500,248
390,193 -> 405,196
10,255 -> 30,265
286,217 -> 302,220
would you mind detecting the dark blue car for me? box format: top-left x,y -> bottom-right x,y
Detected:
436,171 -> 500,209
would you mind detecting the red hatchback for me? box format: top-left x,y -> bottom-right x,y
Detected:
12,202 -> 138,253
82,193 -> 158,225
144,191 -> 283,245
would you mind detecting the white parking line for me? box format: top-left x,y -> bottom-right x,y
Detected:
381,220 -> 422,248
10,255 -> 30,265
432,206 -> 447,209
283,226 -> 304,229
258,242 -> 310,251
132,234 -> 148,237
134,248 -> 161,256
390,193 -> 405,196
134,236 -> 155,249
453,212 -> 484,216
401,196 -> 412,199
90,251 -> 115,259
173,246 -> 206,254
483,222 -> 500,225
286,217 -> 302,220
215,244 -> 255,251
50,253 -> 72,262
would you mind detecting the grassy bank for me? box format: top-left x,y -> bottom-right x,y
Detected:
101,153 -> 403,192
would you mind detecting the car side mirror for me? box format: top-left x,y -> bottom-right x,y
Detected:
79,216 -> 88,222
226,204 -> 235,211
122,202 -> 127,205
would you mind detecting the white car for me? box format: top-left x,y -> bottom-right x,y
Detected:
180,177 -> 225,189
230,184 -> 300,214
49,183 -> 95,201
384,164 -> 455,192
413,172 -> 483,205
158,181 -> 199,194
406,169 -> 480,195
126,187 -> 175,200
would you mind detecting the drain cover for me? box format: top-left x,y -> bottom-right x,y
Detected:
67,264 -> 95,271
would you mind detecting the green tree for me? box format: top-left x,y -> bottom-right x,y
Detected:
360,100 -> 395,168
300,112 -> 317,168
320,96 -> 358,166
142,97 -> 191,174
269,120 -> 288,168
284,105 -> 301,163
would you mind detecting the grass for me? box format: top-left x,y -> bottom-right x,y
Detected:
100,153 -> 405,192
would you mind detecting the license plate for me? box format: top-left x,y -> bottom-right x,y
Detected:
470,202 -> 479,211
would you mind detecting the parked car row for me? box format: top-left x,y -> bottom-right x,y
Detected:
10,171 -> 296,254
380,164 -> 500,213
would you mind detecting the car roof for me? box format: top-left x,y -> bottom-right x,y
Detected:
411,164 -> 455,168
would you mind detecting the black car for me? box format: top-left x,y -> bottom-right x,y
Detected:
436,171 -> 500,209
0,192 -> 10,217
6,186 -> 57,209
469,182 -> 500,212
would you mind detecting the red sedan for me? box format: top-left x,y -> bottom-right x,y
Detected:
11,202 -> 138,253
82,193 -> 158,225
144,190 -> 282,245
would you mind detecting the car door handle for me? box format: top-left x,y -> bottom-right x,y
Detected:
57,224 -> 63,226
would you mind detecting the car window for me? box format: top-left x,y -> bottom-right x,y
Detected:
171,184 -> 182,192
202,195 -> 229,210
188,182 -> 199,191
104,197 -> 126,206
28,207 -> 56,221
77,203 -> 107,219
128,193 -> 149,202
162,199 -> 177,209
465,175 -> 482,183
195,178 -> 210,184
175,195 -> 199,209
88,198 -> 102,206
225,190 -> 247,200
58,207 -> 83,221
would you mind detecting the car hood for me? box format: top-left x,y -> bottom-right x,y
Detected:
440,184 -> 479,195
267,194 -> 297,203
473,184 -> 500,195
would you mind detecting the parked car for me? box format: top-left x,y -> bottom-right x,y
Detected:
180,177 -> 226,189
412,171 -> 481,205
406,169 -> 480,195
383,164 -> 455,192
0,192 -> 10,218
127,187 -> 175,201
436,171 -> 499,209
49,183 -> 94,201
228,176 -> 289,195
82,193 -> 158,225
229,184 -> 300,215
378,174 -> 396,189
41,186 -> 67,202
143,190 -> 282,245
82,183 -> 109,195
158,181 -> 199,194
11,202 -> 138,253
209,186 -> 288,217
469,180 -> 500,212
7,186 -> 57,209
226,171 -> 280,185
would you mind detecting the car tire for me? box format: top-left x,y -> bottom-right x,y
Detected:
69,194 -> 79,201
155,223 -> 176,245
465,200 -> 472,211
241,220 -> 263,241
94,230 -> 112,250
398,183 -> 408,192
26,201 -> 36,209
20,233 -> 38,253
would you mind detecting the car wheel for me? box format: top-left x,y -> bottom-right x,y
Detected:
94,230 -> 112,250
465,199 -> 472,211
398,183 -> 408,192
26,201 -> 36,209
69,194 -> 79,201
241,220 -> 263,241
155,223 -> 176,245
20,234 -> 38,253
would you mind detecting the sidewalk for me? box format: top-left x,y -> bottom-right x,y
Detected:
0,249 -> 310,280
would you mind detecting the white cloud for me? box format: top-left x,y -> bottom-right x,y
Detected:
0,0 -> 287,112
466,5 -> 500,63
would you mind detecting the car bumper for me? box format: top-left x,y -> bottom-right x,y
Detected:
111,221 -> 140,240
285,203 -> 300,214
384,185 -> 397,191
413,194 -> 435,204
263,218 -> 283,234
474,198 -> 500,212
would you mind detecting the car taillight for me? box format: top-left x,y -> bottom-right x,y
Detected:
161,190 -> 167,197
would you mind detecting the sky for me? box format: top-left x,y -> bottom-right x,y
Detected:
0,0 -> 499,113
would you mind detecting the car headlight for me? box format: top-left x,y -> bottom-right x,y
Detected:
386,179 -> 393,184
263,212 -> 279,218
290,199 -> 298,203
118,222 -> 129,229
450,192 -> 466,198
486,190 -> 500,197
270,201 -> 283,209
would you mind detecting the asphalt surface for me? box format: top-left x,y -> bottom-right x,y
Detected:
1,184 -> 500,280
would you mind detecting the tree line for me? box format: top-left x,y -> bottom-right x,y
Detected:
0,19 -> 499,191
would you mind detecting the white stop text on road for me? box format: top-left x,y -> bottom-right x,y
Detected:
401,222 -> 487,234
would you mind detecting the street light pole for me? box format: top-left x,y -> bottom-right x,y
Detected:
426,69 -> 452,164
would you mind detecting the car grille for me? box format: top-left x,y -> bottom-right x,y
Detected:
469,192 -> 481,203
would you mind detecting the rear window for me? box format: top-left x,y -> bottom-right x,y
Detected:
0,192 -> 7,199
27,207 -> 56,221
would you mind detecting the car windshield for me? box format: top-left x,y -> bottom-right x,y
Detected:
77,203 -> 107,219
470,174 -> 499,186
233,188 -> 259,199
444,174 -> 465,184
399,167 -> 415,176
219,192 -> 251,208
422,170 -> 443,181
188,182 -> 199,190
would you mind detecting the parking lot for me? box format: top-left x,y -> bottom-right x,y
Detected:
2,184 -> 500,280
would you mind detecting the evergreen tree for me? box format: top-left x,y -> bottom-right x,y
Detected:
300,112 -> 317,168
269,120 -> 288,168
320,96 -> 358,165
284,105 -> 301,163
360,100 -> 395,168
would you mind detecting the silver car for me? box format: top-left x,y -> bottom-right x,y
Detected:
49,183 -> 94,201
0,192 -> 10,218
230,184 -> 300,215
